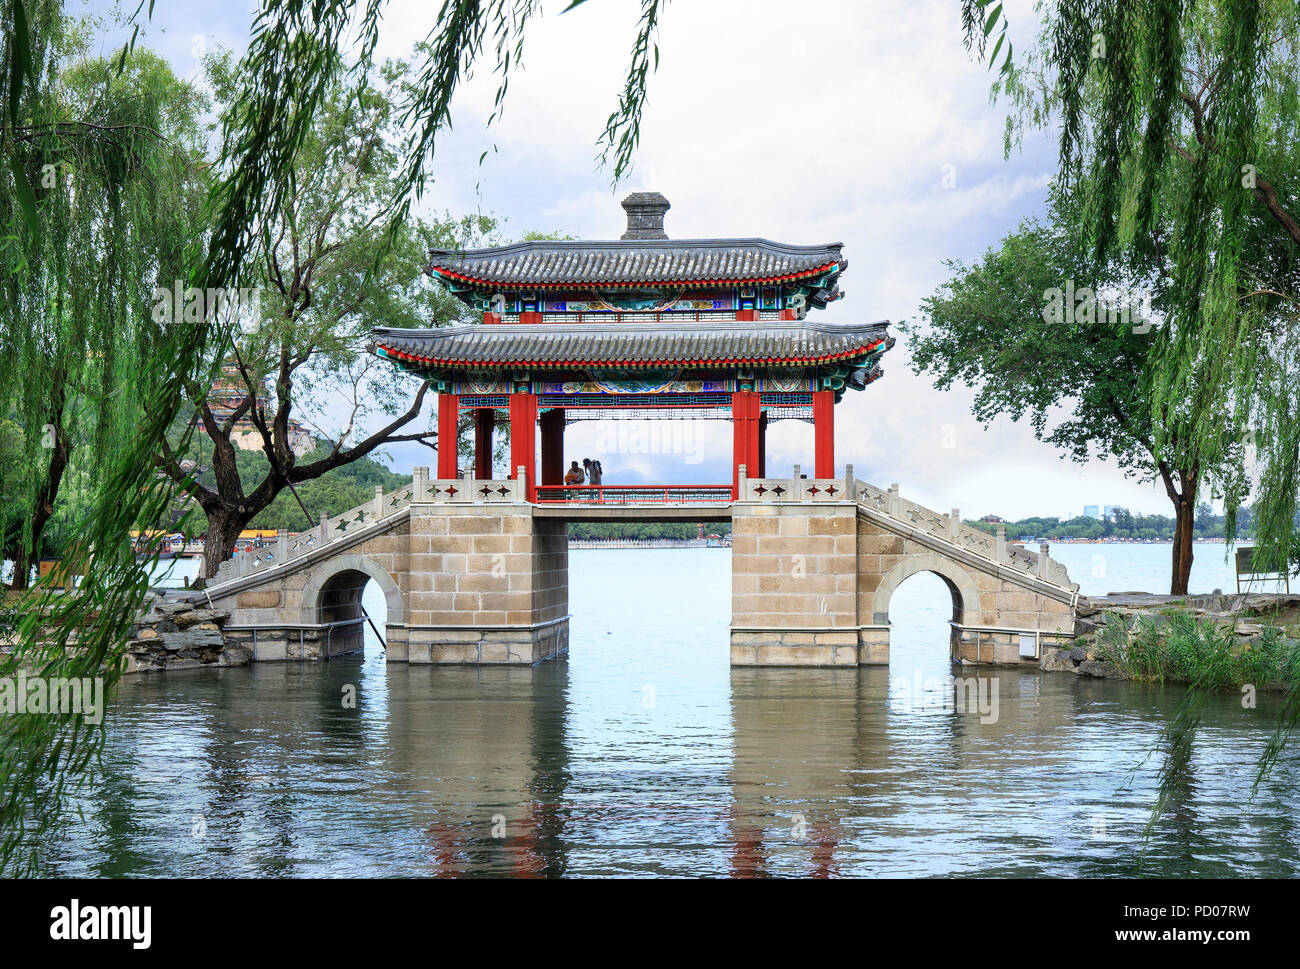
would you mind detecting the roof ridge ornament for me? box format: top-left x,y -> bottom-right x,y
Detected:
621,192 -> 671,240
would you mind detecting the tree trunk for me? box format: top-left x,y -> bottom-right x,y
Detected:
198,506 -> 252,583
1158,462 -> 1198,596
1171,497 -> 1195,595
10,398 -> 70,591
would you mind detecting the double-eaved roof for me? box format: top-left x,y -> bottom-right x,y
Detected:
374,193 -> 892,390
373,320 -> 891,370
425,238 -> 846,292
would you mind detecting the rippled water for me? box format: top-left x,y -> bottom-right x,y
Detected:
38,544 -> 1300,877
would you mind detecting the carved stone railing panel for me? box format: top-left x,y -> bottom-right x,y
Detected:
424,478 -> 523,503
741,477 -> 849,502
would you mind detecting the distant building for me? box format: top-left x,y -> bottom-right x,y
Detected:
199,363 -> 314,458
1083,505 -> 1101,519
1103,504 -> 1121,521
979,514 -> 1004,523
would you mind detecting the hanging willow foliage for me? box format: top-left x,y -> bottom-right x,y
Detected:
967,0 -> 1300,570
964,0 -> 1300,835
0,6 -> 215,872
2,0 -> 674,872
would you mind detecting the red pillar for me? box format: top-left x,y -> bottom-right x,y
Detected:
437,393 -> 459,479
509,393 -> 537,501
474,408 -> 494,479
540,408 -> 565,486
813,390 -> 835,479
732,391 -> 760,499
757,412 -> 768,479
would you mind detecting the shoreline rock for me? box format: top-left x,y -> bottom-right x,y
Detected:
124,594 -> 251,674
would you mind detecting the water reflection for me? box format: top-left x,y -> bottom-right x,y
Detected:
37,549 -> 1300,877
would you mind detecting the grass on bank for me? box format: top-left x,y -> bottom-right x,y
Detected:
1095,610 -> 1300,690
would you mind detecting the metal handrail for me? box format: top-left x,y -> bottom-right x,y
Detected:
534,484 -> 733,505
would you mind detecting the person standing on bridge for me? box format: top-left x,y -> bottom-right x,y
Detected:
583,458 -> 603,486
564,461 -> 585,485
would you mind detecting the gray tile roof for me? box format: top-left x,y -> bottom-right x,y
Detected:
425,238 -> 847,288
372,320 -> 891,369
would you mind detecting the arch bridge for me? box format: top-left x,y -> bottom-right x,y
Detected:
204,466 -> 1078,666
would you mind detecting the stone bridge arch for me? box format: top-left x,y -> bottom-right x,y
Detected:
300,553 -> 404,655
871,551 -> 983,628
870,552 -> 983,658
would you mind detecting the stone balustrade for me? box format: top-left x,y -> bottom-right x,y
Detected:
211,482 -> 415,586
738,465 -> 1076,594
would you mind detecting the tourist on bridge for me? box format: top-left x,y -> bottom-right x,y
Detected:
583,458 -> 603,486
564,461 -> 585,485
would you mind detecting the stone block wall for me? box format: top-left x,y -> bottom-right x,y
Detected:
733,502 -> 1076,667
730,503 -> 860,666
402,504 -> 568,664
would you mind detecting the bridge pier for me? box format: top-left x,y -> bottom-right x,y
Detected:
401,503 -> 568,664
730,503 -> 862,666
730,480 -> 1078,667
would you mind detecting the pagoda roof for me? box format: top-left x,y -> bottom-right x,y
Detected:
372,320 -> 891,370
425,238 -> 846,295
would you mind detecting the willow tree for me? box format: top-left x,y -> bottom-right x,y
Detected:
965,0 -> 1300,574
0,0 -> 670,872
905,187 -> 1248,594
0,5 -> 216,872
961,0 -> 1300,829
1,40 -> 208,589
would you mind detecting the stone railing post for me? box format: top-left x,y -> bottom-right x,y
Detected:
996,524 -> 1007,562
792,465 -> 803,500
844,463 -> 856,500
950,508 -> 960,542
374,485 -> 384,519
1038,543 -> 1050,578
319,511 -> 330,543
276,528 -> 288,564
515,465 -> 527,502
413,466 -> 428,502
737,463 -> 747,500
888,483 -> 901,518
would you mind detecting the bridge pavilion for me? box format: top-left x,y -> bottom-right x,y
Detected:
201,194 -> 1079,669
372,193 -> 894,500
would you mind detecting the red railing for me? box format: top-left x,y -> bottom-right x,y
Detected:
535,484 -> 733,505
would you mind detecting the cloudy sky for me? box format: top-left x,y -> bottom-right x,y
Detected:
84,0 -> 1185,518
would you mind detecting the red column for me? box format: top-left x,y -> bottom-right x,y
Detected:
731,391 -> 760,499
813,390 -> 834,479
437,393 -> 459,479
540,408 -> 565,486
509,393 -> 537,501
474,408 -> 494,479
757,412 -> 768,479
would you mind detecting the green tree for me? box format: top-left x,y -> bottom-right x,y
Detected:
903,191 -> 1243,593
156,51 -> 497,580
966,0 -> 1300,575
1,36 -> 208,588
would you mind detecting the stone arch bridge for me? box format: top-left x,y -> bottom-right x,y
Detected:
204,467 -> 1079,667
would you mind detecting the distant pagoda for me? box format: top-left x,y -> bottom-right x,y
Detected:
373,193 -> 893,499
201,363 -> 313,458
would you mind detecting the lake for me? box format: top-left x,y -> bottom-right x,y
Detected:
32,541 -> 1300,876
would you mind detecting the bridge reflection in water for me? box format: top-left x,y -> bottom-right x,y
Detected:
54,551 -> 1300,877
